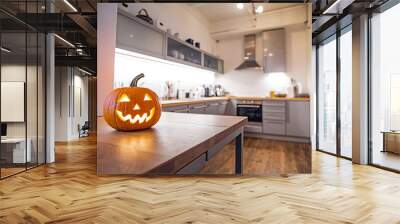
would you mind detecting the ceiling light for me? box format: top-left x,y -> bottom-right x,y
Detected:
236,3 -> 244,10
78,67 -> 93,76
322,0 -> 353,15
54,34 -> 75,48
63,0 -> 78,12
255,5 -> 264,14
1,47 -> 11,53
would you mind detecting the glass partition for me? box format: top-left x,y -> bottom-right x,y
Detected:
317,36 -> 337,154
0,4 -> 46,179
370,3 -> 400,171
1,31 -> 28,177
339,27 -> 352,158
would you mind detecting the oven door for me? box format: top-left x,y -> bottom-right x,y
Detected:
236,104 -> 262,122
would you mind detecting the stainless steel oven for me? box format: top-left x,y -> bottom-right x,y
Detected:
237,104 -> 262,122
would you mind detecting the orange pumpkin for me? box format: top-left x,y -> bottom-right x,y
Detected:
103,73 -> 161,131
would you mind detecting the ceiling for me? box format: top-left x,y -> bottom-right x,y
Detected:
187,3 -> 303,23
0,0 -> 97,74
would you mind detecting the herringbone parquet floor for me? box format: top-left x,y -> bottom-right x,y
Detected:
1,136 -> 400,223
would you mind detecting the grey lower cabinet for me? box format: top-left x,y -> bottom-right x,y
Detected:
162,105 -> 189,113
205,102 -> 219,115
286,101 -> 310,138
162,100 -> 229,116
262,100 -> 310,139
263,120 -> 286,135
218,101 -> 228,115
263,100 -> 286,135
189,103 -> 207,114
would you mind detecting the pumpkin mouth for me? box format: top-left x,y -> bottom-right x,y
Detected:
116,107 -> 155,124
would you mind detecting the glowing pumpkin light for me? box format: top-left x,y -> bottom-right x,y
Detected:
103,73 -> 161,131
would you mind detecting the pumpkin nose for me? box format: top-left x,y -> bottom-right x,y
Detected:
133,104 -> 140,110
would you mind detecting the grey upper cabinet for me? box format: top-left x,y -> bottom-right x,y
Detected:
116,12 -> 165,58
262,29 -> 286,73
204,53 -> 224,73
286,101 -> 310,138
116,10 -> 223,73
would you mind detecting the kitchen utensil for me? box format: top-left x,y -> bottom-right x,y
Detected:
171,50 -> 179,58
136,9 -> 153,25
274,93 -> 287,98
185,38 -> 194,45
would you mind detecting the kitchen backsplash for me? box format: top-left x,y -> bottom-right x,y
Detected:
115,48 -> 306,99
114,48 -> 216,99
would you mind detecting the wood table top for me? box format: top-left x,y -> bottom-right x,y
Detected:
97,112 -> 247,175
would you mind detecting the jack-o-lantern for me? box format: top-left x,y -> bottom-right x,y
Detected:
103,73 -> 161,131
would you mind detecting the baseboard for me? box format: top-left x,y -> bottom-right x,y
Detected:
244,132 -> 311,143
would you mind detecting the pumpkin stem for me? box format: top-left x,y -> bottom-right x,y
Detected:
130,73 -> 145,87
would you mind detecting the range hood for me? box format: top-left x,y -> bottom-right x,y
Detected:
235,34 -> 261,70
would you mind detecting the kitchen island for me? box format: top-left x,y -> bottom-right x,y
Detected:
97,112 -> 247,175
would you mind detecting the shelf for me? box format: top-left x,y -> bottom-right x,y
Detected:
117,10 -> 224,74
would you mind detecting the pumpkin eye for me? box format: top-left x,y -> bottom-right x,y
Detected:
144,94 -> 152,101
118,94 -> 130,103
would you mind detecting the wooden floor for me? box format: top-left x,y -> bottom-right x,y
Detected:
372,150 -> 400,171
200,138 -> 311,175
1,136 -> 400,223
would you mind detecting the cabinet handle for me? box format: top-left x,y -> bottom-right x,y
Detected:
192,105 -> 207,109
264,120 -> 284,124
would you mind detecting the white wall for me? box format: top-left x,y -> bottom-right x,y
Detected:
114,49 -> 215,98
215,25 -> 311,96
97,3 -> 118,117
55,67 -> 89,141
119,3 -> 216,53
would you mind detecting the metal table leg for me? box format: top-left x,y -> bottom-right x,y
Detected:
235,132 -> 243,175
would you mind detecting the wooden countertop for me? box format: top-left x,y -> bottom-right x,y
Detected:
97,112 -> 247,175
161,97 -> 229,108
230,96 -> 310,101
161,96 -> 310,108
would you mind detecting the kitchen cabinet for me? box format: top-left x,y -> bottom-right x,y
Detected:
162,105 -> 189,113
262,100 -> 286,135
189,103 -> 207,114
286,101 -> 310,138
262,29 -> 286,73
205,102 -> 219,115
116,12 -> 165,59
167,37 -> 202,66
116,10 -> 224,74
263,120 -> 286,135
204,53 -> 224,73
218,101 -> 228,115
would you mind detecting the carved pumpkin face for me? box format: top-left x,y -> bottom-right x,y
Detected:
103,74 -> 161,131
